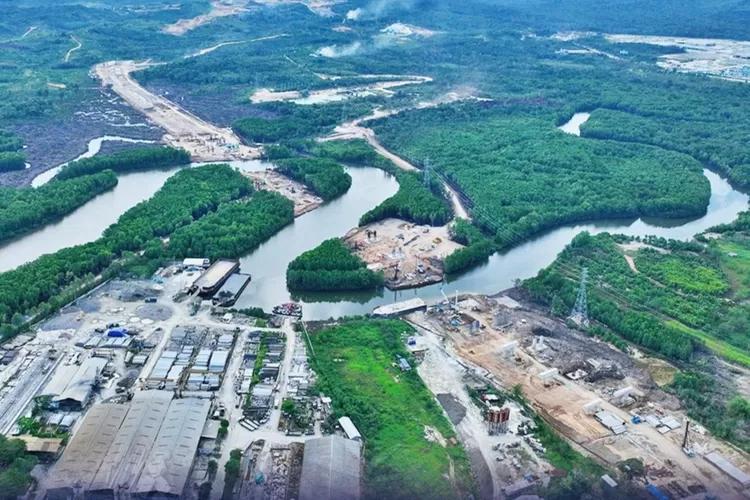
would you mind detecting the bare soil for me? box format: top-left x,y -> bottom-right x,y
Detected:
409,291 -> 750,497
344,219 -> 462,290
96,60 -> 259,162
162,1 -> 252,35
243,169 -> 322,217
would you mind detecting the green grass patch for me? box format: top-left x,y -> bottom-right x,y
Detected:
310,319 -> 475,500
667,320 -> 750,367
716,239 -> 750,300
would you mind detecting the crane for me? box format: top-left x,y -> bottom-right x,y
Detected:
682,420 -> 695,457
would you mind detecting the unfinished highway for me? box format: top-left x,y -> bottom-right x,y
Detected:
95,60 -> 259,162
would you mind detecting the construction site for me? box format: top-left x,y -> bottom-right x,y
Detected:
244,168 -> 323,217
398,287 -> 750,499
94,60 -> 259,162
344,219 -> 463,290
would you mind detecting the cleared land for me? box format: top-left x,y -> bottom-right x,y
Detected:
244,169 -> 323,217
162,0 -> 251,35
95,61 -> 259,162
344,219 -> 462,290
605,34 -> 750,82
407,294 -> 750,498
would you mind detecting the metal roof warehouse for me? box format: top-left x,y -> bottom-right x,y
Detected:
46,391 -> 211,498
299,436 -> 362,500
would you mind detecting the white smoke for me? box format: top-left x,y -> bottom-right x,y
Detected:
346,8 -> 362,20
315,41 -> 363,58
345,0 -> 416,21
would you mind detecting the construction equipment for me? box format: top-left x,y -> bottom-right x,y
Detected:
682,420 -> 695,457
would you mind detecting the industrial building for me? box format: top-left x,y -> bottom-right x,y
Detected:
46,392 -> 211,499
191,259 -> 240,297
47,403 -> 130,499
299,436 -> 362,500
42,356 -> 108,410
87,391 -> 173,496
338,416 -> 362,441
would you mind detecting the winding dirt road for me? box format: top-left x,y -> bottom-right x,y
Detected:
320,99 -> 475,221
64,35 -> 82,62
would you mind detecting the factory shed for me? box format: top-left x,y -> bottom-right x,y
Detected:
133,397 -> 211,497
46,403 -> 129,500
299,436 -> 362,500
338,416 -> 362,441
88,391 -> 173,495
17,435 -> 63,455
51,357 -> 108,410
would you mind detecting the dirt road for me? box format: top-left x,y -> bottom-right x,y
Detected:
64,35 -> 81,62
95,60 -> 259,161
321,117 -> 472,221
186,34 -> 288,58
162,0 -> 250,35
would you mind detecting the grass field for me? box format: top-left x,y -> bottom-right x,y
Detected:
716,238 -> 750,300
309,319 -> 476,500
667,320 -> 750,367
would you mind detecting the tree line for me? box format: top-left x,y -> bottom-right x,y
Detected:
0,171 -> 118,242
55,146 -> 190,180
0,128 -> 25,172
161,190 -> 294,261
311,140 -> 453,227
0,436 -> 36,500
232,101 -> 372,144
274,157 -> 351,201
286,238 -> 384,291
0,164 -> 252,337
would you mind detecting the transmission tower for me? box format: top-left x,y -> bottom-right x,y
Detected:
570,267 -> 589,327
423,158 -> 431,187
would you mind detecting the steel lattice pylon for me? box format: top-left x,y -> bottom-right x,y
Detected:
570,267 -> 589,327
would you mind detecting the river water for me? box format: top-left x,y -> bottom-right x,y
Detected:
2,122 -> 748,319
30,136 -> 158,187
0,153 -> 272,272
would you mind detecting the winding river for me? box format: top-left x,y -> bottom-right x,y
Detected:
2,117 -> 748,319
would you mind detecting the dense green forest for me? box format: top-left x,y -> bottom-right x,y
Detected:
55,147 -> 190,180
0,129 -> 25,172
0,170 -> 117,242
286,238 -> 384,291
359,170 -> 452,226
374,106 -> 711,245
232,101 -> 372,143
0,152 -> 25,172
0,436 -> 36,500
309,319 -> 475,499
581,109 -> 750,187
0,164 -> 251,337
164,191 -> 294,261
274,158 -> 351,201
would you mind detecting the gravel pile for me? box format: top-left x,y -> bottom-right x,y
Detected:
108,280 -> 159,302
135,303 -> 173,321
40,313 -> 81,331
